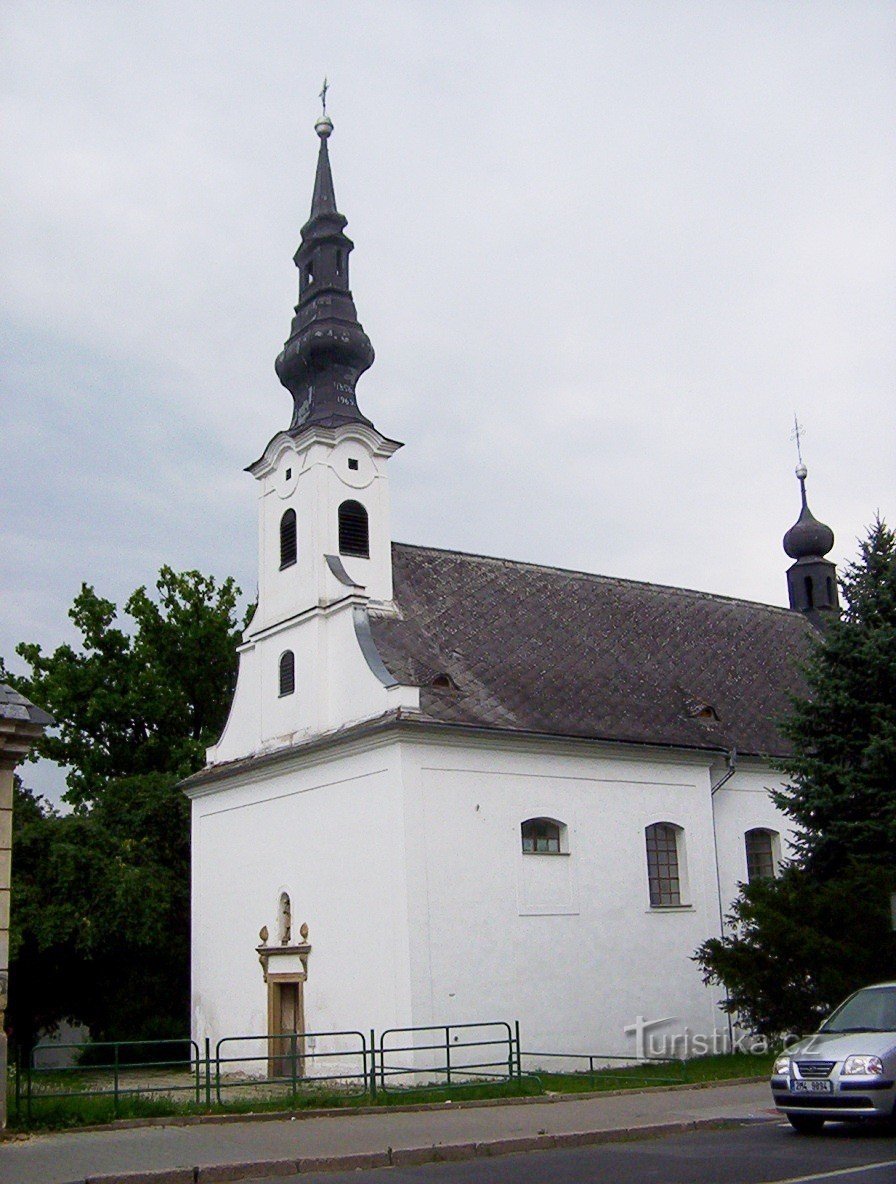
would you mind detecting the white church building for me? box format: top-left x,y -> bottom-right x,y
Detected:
184,112 -> 840,1068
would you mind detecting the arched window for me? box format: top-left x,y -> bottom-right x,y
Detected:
521,817 -> 566,854
745,828 -> 778,882
804,575 -> 814,608
645,822 -> 684,907
280,509 -> 297,569
278,892 -> 292,945
278,651 -> 295,697
338,500 -> 369,558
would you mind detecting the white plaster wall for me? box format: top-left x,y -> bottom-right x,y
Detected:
208,422 -> 404,768
189,740 -> 412,1053
209,602 -> 409,765
397,736 -> 778,1060
193,729 -> 795,1065
252,426 -> 395,638
713,762 -> 797,920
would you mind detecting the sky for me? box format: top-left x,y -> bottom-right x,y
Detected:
2,2 -> 894,804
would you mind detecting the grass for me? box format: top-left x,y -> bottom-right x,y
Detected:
7,1052 -> 775,1132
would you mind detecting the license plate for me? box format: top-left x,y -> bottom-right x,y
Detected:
790,1080 -> 833,1093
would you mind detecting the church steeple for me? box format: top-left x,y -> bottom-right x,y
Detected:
783,463 -> 839,619
275,108 -> 375,433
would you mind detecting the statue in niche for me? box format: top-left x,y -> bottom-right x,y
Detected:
278,892 -> 291,945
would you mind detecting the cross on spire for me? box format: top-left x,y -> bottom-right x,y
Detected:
319,77 -> 329,115
791,413 -> 806,468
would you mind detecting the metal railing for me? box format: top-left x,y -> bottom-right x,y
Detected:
377,1021 -> 519,1092
519,1048 -> 688,1086
16,1038 -> 202,1123
10,1020 -> 701,1125
213,1029 -> 369,1104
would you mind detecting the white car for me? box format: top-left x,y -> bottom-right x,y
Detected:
771,982 -> 896,1133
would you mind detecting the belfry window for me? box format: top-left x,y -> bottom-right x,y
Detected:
278,651 -> 295,697
280,509 -> 297,569
338,500 -> 369,558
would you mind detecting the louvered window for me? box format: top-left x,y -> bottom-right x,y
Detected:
745,828 -> 776,882
646,822 -> 682,907
278,651 -> 295,697
280,509 -> 297,569
338,500 -> 369,558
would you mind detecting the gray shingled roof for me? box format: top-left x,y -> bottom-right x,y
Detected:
368,543 -> 816,758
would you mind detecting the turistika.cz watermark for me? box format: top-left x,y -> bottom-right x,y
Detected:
623,1014 -> 797,1059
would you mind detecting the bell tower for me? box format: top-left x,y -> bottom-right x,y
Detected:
783,463 -> 839,620
207,101 -> 411,766
246,105 -> 401,635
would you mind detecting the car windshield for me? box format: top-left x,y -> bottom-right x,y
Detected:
821,985 -> 896,1033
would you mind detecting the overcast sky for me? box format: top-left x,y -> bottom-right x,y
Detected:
2,2 -> 894,802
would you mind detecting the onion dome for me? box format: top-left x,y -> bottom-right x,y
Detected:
275,111 -> 376,433
783,464 -> 835,559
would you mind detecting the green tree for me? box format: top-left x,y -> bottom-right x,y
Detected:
697,520 -> 896,1036
5,568 -> 243,1051
774,518 -> 896,872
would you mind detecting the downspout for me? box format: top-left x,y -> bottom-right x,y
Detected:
709,748 -> 737,1049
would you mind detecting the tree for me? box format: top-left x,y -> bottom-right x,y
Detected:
697,520 -> 896,1036
5,568 -> 243,1051
774,518 -> 896,873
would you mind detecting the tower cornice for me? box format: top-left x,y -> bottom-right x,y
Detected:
247,422 -> 403,480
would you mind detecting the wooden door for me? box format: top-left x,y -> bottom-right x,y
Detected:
270,979 -> 304,1079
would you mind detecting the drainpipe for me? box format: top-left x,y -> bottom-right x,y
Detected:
709,749 -> 737,1049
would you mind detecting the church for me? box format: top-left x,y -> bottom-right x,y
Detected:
183,110 -> 840,1067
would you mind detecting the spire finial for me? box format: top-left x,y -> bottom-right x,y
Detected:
790,413 -> 807,480
315,78 -> 333,139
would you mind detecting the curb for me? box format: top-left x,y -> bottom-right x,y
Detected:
9,1075 -> 768,1138
76,1114 -> 778,1184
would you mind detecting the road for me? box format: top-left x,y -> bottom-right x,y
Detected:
257,1123 -> 896,1184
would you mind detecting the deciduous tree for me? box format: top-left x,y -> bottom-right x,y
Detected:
4,568 -> 243,1051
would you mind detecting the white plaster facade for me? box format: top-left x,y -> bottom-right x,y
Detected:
187,403 -> 797,1060
189,724 -> 794,1060
187,118 -> 804,1067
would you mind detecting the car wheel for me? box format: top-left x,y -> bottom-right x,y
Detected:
787,1114 -> 825,1135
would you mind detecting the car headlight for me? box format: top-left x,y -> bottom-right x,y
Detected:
773,1054 -> 791,1075
842,1055 -> 884,1076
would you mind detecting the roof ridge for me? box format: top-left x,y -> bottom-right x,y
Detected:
391,540 -> 803,619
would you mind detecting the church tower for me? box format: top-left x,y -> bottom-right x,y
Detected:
206,109 -> 411,765
783,463 -> 839,619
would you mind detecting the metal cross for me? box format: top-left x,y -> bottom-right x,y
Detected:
790,414 -> 805,466
319,77 -> 329,115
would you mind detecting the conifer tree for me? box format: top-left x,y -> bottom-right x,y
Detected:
697,520 -> 896,1036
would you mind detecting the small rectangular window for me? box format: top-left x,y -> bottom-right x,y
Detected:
348,458 -> 359,471
521,818 -> 563,854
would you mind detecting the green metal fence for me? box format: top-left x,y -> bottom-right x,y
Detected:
10,1019 -> 694,1126
377,1021 -> 519,1092
213,1029 -> 369,1104
16,1038 -> 202,1123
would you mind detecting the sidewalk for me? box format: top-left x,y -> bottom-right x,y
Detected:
0,1079 -> 778,1184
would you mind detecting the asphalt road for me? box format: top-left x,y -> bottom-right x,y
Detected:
252,1123 -> 896,1184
